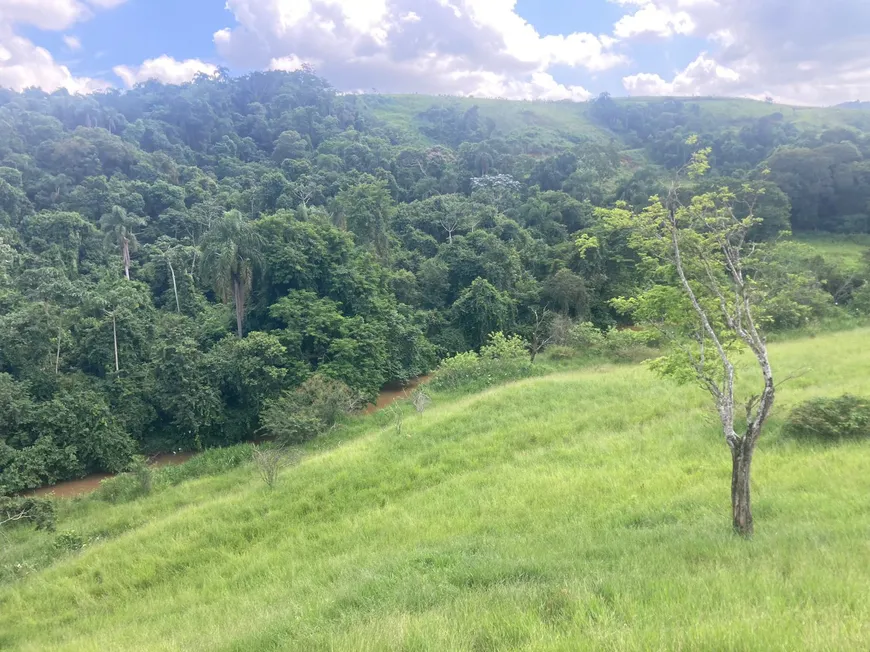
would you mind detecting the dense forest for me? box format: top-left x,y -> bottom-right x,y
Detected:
2,71 -> 870,494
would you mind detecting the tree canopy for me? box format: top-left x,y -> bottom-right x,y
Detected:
1,72 -> 869,493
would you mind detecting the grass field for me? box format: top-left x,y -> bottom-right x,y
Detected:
2,329 -> 870,651
365,95 -> 870,150
795,233 -> 870,271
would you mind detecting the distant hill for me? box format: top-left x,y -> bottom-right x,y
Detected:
365,94 -> 870,149
837,101 -> 870,111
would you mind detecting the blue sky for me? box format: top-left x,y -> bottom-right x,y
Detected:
2,0 -> 870,106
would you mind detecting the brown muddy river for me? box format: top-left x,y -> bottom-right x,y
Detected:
27,376 -> 431,499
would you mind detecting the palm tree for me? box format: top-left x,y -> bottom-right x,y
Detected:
201,210 -> 262,338
101,206 -> 146,281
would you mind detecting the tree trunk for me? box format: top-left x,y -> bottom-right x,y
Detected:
731,438 -> 754,536
112,313 -> 120,373
168,259 -> 180,313
55,324 -> 62,375
122,239 -> 131,281
233,277 -> 244,338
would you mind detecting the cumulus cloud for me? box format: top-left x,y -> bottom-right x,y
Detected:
0,0 -> 127,93
615,0 -> 870,105
214,0 -> 624,100
612,0 -> 695,39
623,53 -> 740,96
113,56 -> 218,88
0,24 -> 107,92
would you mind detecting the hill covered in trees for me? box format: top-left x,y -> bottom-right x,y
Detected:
2,70 -> 870,494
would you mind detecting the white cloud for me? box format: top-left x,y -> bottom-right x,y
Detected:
63,35 -> 82,51
613,1 -> 695,39
214,0 -> 623,101
614,0 -> 870,105
623,53 -> 739,96
0,24 -> 107,92
0,0 -> 87,31
113,55 -> 218,88
85,0 -> 129,7
0,0 -> 127,93
268,55 -> 306,72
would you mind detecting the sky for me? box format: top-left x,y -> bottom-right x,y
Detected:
1,0 -> 869,106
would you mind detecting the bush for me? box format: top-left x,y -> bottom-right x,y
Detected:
252,445 -> 290,489
568,322 -> 606,350
0,496 -> 56,531
93,473 -> 145,504
54,530 -> 85,552
602,327 -> 657,360
783,395 -> 870,442
157,444 -> 253,486
545,345 -> 577,360
432,332 -> 531,391
262,374 -> 358,445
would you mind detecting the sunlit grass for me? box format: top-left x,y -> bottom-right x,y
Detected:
795,233 -> 870,271
1,329 -> 870,650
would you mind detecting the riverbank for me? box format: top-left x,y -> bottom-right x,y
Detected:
26,377 -> 431,499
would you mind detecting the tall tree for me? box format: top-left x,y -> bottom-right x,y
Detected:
100,206 -> 145,280
202,210 -> 262,338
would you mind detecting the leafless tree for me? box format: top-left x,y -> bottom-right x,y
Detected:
529,307 -> 555,362
253,445 -> 290,489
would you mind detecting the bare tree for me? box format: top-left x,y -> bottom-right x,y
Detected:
252,445 -> 290,489
411,388 -> 432,413
528,307 -> 555,363
437,197 -> 465,245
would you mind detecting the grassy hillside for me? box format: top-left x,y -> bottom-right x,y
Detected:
2,330 -> 870,650
795,233 -> 870,271
367,94 -> 870,147
365,95 -> 612,147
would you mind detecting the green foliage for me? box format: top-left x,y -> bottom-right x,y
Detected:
432,332 -> 531,391
2,329 -> 870,649
0,496 -> 55,531
784,395 -> 870,442
0,71 -> 866,493
94,445 -> 254,504
262,374 -> 358,445
53,530 -> 85,553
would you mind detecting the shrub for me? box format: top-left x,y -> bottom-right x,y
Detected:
568,322 -> 606,350
54,530 -> 85,552
0,496 -> 56,531
94,472 -> 145,504
545,345 -> 577,360
430,351 -> 480,390
95,445 -> 254,503
130,456 -> 153,495
411,388 -> 432,413
603,327 -> 657,359
783,395 -> 870,442
262,374 -> 358,445
432,332 -> 531,391
252,445 -> 290,489
157,444 -> 253,486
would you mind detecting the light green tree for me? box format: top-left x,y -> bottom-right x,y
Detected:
600,144 -> 776,536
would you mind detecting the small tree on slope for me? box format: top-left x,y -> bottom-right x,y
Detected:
598,144 -> 776,536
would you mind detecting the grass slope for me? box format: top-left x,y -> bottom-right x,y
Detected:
365,95 -> 612,147
2,330 -> 870,651
795,233 -> 870,271
366,94 -> 870,149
